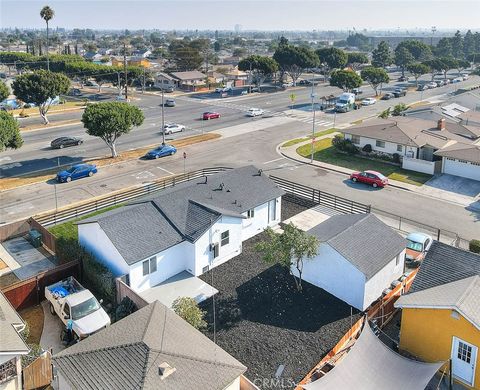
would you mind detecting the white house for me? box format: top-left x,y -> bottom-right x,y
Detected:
343,117 -> 480,179
78,166 -> 284,303
154,72 -> 176,90
293,213 -> 406,311
0,292 -> 29,390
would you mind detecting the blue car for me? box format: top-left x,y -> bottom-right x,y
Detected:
145,144 -> 177,159
56,164 -> 97,183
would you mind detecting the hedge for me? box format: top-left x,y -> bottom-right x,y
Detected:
469,239 -> 480,254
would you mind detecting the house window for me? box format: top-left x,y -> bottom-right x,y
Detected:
397,144 -> 403,152
351,135 -> 360,144
457,341 -> 472,363
247,209 -> 255,218
376,140 -> 385,148
221,230 -> 229,246
0,358 -> 17,384
142,257 -> 157,276
202,265 -> 209,274
395,254 -> 400,266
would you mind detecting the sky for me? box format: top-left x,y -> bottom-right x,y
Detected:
1,0 -> 480,31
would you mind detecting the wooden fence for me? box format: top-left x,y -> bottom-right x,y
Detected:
29,218 -> 56,253
22,351 -> 53,390
115,277 -> 148,309
1,260 -> 80,310
0,218 -> 30,242
296,269 -> 419,389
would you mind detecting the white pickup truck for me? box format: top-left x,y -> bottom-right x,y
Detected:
45,277 -> 111,340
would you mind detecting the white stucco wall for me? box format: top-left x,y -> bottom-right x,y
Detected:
78,223 -> 129,277
344,134 -> 417,157
241,197 -> 281,241
402,157 -> 436,175
224,376 -> 241,390
363,249 -> 405,310
292,244 -> 366,310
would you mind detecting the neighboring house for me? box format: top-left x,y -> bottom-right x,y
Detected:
83,51 -> 102,61
53,300 -> 247,390
78,166 -> 283,302
132,49 -> 152,58
404,103 -> 480,130
396,241 -> 480,389
0,292 -> 29,390
343,116 -> 480,179
170,71 -> 207,91
207,71 -> 227,84
294,213 -> 406,311
154,72 -> 176,90
225,67 -> 248,87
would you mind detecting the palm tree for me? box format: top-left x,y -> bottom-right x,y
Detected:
40,5 -> 55,71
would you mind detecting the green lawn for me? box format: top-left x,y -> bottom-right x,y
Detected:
48,204 -> 123,241
297,138 -> 432,186
281,128 -> 337,147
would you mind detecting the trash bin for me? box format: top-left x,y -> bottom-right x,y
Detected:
29,229 -> 42,248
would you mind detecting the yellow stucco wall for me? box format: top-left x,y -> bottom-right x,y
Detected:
399,308 -> 480,389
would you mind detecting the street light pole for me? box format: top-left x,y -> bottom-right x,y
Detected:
310,72 -> 316,163
161,88 -> 165,145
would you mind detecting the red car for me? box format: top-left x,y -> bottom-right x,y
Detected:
202,111 -> 220,120
350,170 -> 388,188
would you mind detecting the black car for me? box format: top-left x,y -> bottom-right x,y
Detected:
51,137 -> 83,149
398,75 -> 409,82
393,88 -> 406,97
382,93 -> 395,100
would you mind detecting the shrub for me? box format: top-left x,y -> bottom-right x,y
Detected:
470,239 -> 480,254
172,297 -> 207,329
362,144 -> 372,153
115,296 -> 137,322
379,108 -> 391,119
392,153 -> 401,163
23,103 -> 31,109
392,103 -> 408,116
332,134 -> 358,154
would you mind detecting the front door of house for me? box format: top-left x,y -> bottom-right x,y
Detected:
268,200 -> 276,223
452,336 -> 477,386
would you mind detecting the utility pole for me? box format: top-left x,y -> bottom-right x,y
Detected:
310,72 -> 317,163
117,72 -> 121,95
123,42 -> 128,99
431,26 -> 437,47
142,66 -> 146,94
161,88 -> 165,145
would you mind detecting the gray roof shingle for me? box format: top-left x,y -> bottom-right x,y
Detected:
53,301 -> 246,390
79,166 -> 284,265
0,291 -> 29,353
308,214 -> 406,280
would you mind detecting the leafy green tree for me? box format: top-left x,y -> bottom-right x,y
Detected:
330,69 -> 362,91
12,70 -> 70,124
273,45 -> 318,85
397,40 -> 432,62
438,57 -> 458,79
82,102 -> 144,158
474,32 -> 480,53
435,37 -> 453,58
213,41 -> 221,52
40,5 -> 54,71
371,41 -> 392,68
378,107 -> 391,119
171,297 -> 207,329
255,223 -> 319,291
0,111 -> 23,151
467,53 -> 480,64
455,59 -> 470,75
346,33 -> 371,51
361,67 -> 389,96
451,30 -> 463,59
0,80 -> 9,101
394,47 -> 414,77
392,103 -> 408,116
232,47 -> 247,58
238,55 -> 278,88
407,62 -> 430,86
346,52 -> 369,71
463,30 -> 475,58
168,41 -> 203,71
423,58 -> 445,81
315,47 -> 348,75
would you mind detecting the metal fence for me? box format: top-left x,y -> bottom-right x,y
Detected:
269,175 -> 371,215
35,167 -> 232,226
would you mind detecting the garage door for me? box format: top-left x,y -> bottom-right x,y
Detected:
443,158 -> 480,181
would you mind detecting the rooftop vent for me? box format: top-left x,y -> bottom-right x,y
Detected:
158,362 -> 176,380
257,169 -> 263,176
437,118 -> 446,130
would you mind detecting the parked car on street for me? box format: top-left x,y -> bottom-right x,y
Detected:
51,137 -> 83,149
381,93 -> 395,100
68,88 -> 82,96
393,88 -> 407,97
350,170 -> 388,188
452,77 -> 463,83
352,88 -> 363,95
45,276 -> 110,340
247,108 -> 264,117
115,95 -> 130,102
145,144 -> 177,159
417,84 -> 428,91
427,82 -> 438,89
160,86 -> 175,93
162,123 -> 185,134
56,164 -> 97,183
444,78 -> 451,84
203,111 -> 220,120
164,98 -> 176,107
462,74 -> 469,80
405,232 -> 433,267
435,80 -> 445,87
398,75 -> 409,82
84,80 -> 99,87
361,97 -> 376,106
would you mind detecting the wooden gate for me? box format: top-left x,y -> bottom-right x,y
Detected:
22,351 -> 52,389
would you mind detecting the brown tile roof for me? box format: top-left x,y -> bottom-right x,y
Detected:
170,71 -> 206,81
434,142 -> 480,163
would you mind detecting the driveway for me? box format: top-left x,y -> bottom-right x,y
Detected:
419,174 -> 480,208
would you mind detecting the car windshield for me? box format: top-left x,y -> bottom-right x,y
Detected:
71,297 -> 100,320
407,240 -> 423,252
338,99 -> 348,104
66,167 -> 76,173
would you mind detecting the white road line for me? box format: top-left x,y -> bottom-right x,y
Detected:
263,157 -> 285,165
156,166 -> 175,175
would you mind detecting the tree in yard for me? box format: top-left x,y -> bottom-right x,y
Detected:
12,70 -> 70,125
255,223 -> 319,292
273,45 -> 318,86
238,55 -> 278,89
346,52 -> 369,71
330,69 -> 362,92
0,111 -> 23,151
394,46 -> 414,77
315,47 -> 348,76
39,5 -> 54,71
451,30 -> 463,59
392,103 -> 408,116
407,62 -> 430,86
0,80 -> 9,101
171,297 -> 207,330
371,41 -> 392,68
360,66 -> 389,96
82,102 -> 144,158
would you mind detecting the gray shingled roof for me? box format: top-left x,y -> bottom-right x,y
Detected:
54,301 -> 246,390
396,275 -> 480,330
308,214 -> 406,280
409,241 -> 480,294
0,292 -> 29,353
79,166 -> 284,265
